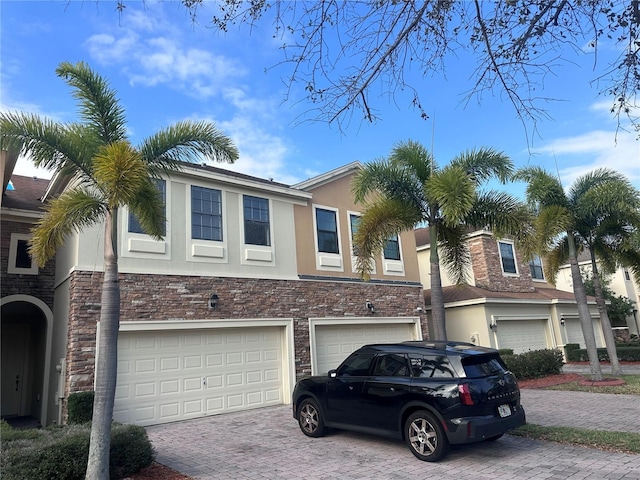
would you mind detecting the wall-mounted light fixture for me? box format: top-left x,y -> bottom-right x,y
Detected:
560,316 -> 565,326
208,293 -> 219,310
489,322 -> 498,331
365,300 -> 375,314
416,306 -> 424,313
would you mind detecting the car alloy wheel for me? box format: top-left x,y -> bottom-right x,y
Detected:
298,399 -> 326,438
405,411 -> 449,462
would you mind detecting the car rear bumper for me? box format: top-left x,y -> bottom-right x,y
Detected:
445,405 -> 526,444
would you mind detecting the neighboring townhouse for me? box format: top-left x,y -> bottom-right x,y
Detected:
415,227 -> 602,354
555,250 -> 640,337
1,158 -> 426,428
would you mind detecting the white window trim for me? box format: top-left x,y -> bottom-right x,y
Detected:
381,233 -> 405,276
347,211 -> 376,275
7,233 -> 38,275
497,240 -> 519,276
313,204 -> 343,272
186,183 -> 227,264
121,179 -> 171,259
240,195 -> 275,265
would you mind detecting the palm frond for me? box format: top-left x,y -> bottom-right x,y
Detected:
437,224 -> 471,285
351,160 -> 424,211
92,141 -> 150,208
542,237 -> 570,286
426,164 -> 475,225
466,190 -> 531,238
353,197 -> 421,280
534,205 -> 573,251
127,181 -> 166,240
30,189 -> 106,266
56,61 -> 127,144
450,147 -> 513,184
515,166 -> 567,210
388,139 -> 434,183
139,121 -> 239,175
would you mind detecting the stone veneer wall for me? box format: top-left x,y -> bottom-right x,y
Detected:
468,236 -> 534,293
0,220 -> 55,307
65,270 -> 427,397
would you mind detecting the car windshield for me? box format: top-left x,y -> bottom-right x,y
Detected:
461,354 -> 507,378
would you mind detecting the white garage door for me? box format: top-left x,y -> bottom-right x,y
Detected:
565,319 -> 604,348
114,327 -> 284,426
314,322 -> 416,374
495,320 -> 548,354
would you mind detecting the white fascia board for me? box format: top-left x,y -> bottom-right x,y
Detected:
293,161 -> 363,190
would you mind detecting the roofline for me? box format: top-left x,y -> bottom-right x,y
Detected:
293,161 -> 363,190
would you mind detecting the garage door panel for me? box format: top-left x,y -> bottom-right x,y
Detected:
496,320 -> 547,354
315,322 -> 416,374
115,327 -> 285,426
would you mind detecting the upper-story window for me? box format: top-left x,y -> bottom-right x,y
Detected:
191,186 -> 222,241
7,233 -> 38,275
129,179 -> 166,235
624,268 -> 631,281
316,208 -> 339,254
529,254 -> 544,280
383,234 -> 401,261
498,241 -> 517,274
349,213 -> 360,256
243,195 -> 270,246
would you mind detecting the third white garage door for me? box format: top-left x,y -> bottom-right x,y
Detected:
495,320 -> 548,354
314,322 -> 417,374
113,326 -> 284,426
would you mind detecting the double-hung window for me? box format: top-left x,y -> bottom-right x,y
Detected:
316,208 -> 339,254
529,254 -> 544,280
243,195 -> 270,246
498,241 -> 517,274
191,186 -> 222,241
383,234 -> 401,261
349,213 -> 360,257
129,179 -> 166,235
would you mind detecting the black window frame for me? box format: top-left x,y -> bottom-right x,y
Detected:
191,185 -> 223,241
316,207 -> 339,254
243,195 -> 271,246
529,254 -> 544,280
383,234 -> 401,261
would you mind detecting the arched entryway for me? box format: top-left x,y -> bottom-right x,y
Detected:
1,296 -> 53,426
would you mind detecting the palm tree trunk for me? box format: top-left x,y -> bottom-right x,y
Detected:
429,223 -> 447,341
568,233 -> 603,381
86,210 -> 120,480
589,250 -> 623,376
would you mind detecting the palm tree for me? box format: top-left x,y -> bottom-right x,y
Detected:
514,167 -> 637,381
0,61 -> 239,480
571,171 -> 640,375
351,140 -> 528,341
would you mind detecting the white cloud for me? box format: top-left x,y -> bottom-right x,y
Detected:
535,129 -> 640,188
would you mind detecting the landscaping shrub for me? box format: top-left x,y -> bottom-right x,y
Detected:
0,422 -> 154,480
67,391 -> 94,424
498,348 -> 514,356
566,345 -> 640,362
501,348 -> 564,380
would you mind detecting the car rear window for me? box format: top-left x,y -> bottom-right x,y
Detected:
461,354 -> 508,378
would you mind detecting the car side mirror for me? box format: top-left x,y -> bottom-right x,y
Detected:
328,369 -> 337,378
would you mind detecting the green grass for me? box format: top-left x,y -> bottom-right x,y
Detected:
511,424 -> 640,454
512,373 -> 640,453
544,374 -> 640,395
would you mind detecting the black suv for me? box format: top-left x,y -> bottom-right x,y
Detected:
292,341 -> 525,461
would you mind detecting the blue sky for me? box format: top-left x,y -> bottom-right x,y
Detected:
2,1 -> 638,196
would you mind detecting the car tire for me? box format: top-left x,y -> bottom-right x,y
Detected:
298,399 -> 326,438
405,410 -> 449,462
484,433 -> 504,442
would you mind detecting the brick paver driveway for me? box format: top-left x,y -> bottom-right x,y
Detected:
146,404 -> 640,480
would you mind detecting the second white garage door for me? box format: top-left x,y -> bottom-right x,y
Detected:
495,320 -> 548,354
113,326 -> 284,426
314,322 -> 416,374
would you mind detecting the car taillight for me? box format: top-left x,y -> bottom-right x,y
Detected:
458,383 -> 474,405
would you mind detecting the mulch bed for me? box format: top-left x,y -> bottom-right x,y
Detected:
518,373 -> 586,389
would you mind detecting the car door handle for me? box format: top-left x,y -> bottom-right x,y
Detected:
390,387 -> 395,391
349,386 -> 354,390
